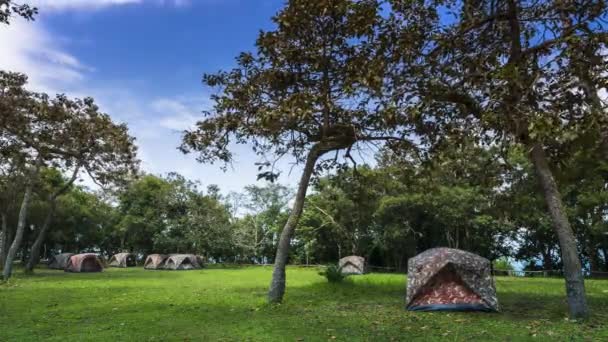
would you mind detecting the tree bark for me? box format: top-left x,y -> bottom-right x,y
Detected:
0,213 -> 7,268
2,183 -> 34,281
25,204 -> 55,272
529,142 -> 589,319
25,165 -> 80,273
267,144 -> 323,303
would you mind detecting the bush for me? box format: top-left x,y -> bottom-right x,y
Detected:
319,264 -> 347,283
493,257 -> 515,271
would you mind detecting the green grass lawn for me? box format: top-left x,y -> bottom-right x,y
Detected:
1,266 -> 607,341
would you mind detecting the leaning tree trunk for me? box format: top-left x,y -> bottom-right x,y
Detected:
268,145 -> 323,303
2,184 -> 34,281
25,165 -> 79,273
529,142 -> 589,319
25,204 -> 55,272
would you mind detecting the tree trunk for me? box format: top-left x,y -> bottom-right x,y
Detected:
25,165 -> 79,273
602,247 -> 608,272
529,142 -> 589,319
5,228 -> 13,267
25,204 -> 55,272
586,241 -> 600,273
2,183 -> 34,281
0,213 -> 7,268
542,249 -> 553,271
267,145 -> 323,303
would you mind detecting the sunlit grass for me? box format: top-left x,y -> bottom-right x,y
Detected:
1,266 -> 607,341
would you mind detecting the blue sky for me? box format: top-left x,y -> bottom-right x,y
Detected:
1,0 -> 313,193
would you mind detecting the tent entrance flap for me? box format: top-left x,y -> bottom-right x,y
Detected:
81,258 -> 100,272
409,264 -> 485,309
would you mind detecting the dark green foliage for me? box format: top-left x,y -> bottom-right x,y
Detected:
117,173 -> 234,259
319,264 -> 347,283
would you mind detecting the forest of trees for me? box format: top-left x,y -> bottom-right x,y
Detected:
1,0 -> 606,319
1,139 -> 606,275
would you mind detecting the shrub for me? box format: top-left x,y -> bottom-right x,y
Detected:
493,257 -> 515,271
319,264 -> 347,283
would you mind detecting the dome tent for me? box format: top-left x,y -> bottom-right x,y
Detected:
406,248 -> 498,312
164,254 -> 202,270
338,255 -> 366,275
108,253 -> 136,268
144,254 -> 168,270
64,253 -> 104,273
48,253 -> 74,270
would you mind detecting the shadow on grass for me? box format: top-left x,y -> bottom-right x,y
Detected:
7,268 -> 608,324
205,264 -> 275,270
280,276 -> 608,323
3,269 -> 608,341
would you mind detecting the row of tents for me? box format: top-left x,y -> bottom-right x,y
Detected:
48,253 -> 105,272
47,253 -> 204,272
144,254 -> 204,270
338,248 -> 499,312
49,248 -> 498,313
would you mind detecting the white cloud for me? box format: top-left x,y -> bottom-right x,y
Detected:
156,0 -> 191,7
0,7 -> 302,195
0,19 -> 86,93
153,98 -> 201,131
28,0 -> 190,11
29,0 -> 140,11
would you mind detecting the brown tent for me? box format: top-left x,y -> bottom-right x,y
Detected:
144,254 -> 168,270
406,248 -> 498,312
164,254 -> 202,270
339,256 -> 366,275
48,253 -> 74,270
109,253 -> 136,268
65,253 -> 104,273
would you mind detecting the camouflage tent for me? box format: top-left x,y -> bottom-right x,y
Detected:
109,253 -> 136,268
339,256 -> 366,275
48,253 -> 74,270
406,248 -> 498,312
144,254 -> 168,270
164,254 -> 202,270
65,253 -> 104,273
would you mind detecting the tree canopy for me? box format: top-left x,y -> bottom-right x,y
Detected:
1,0 -> 606,320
